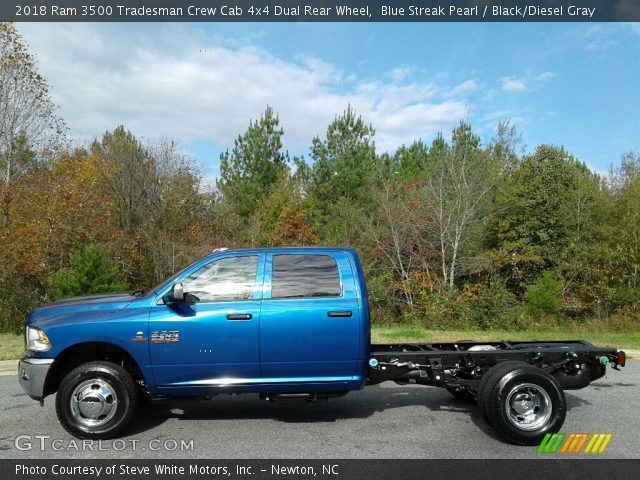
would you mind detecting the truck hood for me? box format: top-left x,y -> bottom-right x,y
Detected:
50,292 -> 136,306
27,292 -> 137,328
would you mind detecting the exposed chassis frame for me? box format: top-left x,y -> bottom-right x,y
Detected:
367,340 -> 624,389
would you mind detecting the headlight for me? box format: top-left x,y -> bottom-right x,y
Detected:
26,327 -> 51,352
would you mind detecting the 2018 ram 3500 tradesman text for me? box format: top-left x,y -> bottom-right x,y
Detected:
19,247 -> 625,445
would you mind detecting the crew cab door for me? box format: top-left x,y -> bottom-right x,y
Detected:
259,252 -> 361,383
149,253 -> 265,391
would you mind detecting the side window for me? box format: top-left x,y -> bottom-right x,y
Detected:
271,254 -> 341,299
182,256 -> 258,303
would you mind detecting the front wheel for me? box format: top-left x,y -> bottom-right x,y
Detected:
480,364 -> 566,445
55,361 -> 138,439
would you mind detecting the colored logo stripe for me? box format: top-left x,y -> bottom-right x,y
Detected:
584,433 -> 613,454
538,433 -> 613,454
559,433 -> 589,454
537,433 -> 566,453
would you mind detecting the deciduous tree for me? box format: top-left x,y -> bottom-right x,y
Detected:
0,22 -> 65,234
424,122 -> 503,288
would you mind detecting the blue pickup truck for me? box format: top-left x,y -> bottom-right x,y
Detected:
19,247 -> 625,445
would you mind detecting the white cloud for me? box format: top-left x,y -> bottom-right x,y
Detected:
445,79 -> 479,98
583,24 -> 640,51
389,67 -> 411,83
501,77 -> 527,93
18,23 -> 468,157
584,25 -> 618,51
536,72 -> 556,82
585,39 -> 617,51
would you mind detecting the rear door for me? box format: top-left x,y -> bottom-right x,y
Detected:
259,252 -> 361,383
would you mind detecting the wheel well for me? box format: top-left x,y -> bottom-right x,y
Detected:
44,342 -> 147,397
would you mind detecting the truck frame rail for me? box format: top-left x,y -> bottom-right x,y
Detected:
367,340 -> 625,390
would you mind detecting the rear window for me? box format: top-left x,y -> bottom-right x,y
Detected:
271,254 -> 341,299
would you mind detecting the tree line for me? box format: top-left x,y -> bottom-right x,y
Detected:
1,22 -> 638,333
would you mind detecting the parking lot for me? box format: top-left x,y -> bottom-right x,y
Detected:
0,361 -> 638,459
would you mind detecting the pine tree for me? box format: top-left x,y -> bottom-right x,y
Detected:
218,106 -> 289,218
49,244 -> 128,300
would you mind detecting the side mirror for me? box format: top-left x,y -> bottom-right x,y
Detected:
169,282 -> 184,302
167,283 -> 199,304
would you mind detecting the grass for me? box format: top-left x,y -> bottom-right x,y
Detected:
371,326 -> 640,353
0,333 -> 24,361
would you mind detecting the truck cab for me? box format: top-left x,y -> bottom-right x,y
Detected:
19,247 -> 370,438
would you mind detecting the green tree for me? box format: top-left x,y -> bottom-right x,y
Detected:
604,153 -> 640,310
242,171 -> 316,247
218,106 -> 289,218
392,141 -> 429,182
524,271 -> 563,316
493,145 -> 601,295
307,105 -> 376,214
49,244 -> 128,300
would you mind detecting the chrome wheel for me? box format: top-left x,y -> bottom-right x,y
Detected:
504,383 -> 552,431
69,379 -> 118,428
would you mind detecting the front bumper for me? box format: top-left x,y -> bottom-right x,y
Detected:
18,357 -> 54,401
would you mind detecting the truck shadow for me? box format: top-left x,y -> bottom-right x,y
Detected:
128,383 -> 601,438
590,382 -> 636,389
129,384 -> 502,437
565,392 -> 592,408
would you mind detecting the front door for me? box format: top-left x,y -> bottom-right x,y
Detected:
149,253 -> 264,392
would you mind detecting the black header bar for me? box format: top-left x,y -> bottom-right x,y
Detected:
3,0 -> 640,22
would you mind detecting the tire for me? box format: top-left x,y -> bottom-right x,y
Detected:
477,361 -> 529,427
55,361 -> 138,439
481,364 -> 566,445
446,387 -> 476,404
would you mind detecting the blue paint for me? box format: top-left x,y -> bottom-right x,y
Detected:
26,247 -> 370,398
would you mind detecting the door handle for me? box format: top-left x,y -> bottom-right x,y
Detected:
327,311 -> 352,318
226,313 -> 252,321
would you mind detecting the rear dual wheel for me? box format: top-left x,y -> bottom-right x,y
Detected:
477,362 -> 566,445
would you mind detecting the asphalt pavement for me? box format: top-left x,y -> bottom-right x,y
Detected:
1,361 -> 638,459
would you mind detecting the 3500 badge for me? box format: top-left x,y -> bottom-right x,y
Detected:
150,330 -> 180,344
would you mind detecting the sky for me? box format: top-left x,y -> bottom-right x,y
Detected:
17,22 -> 640,180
